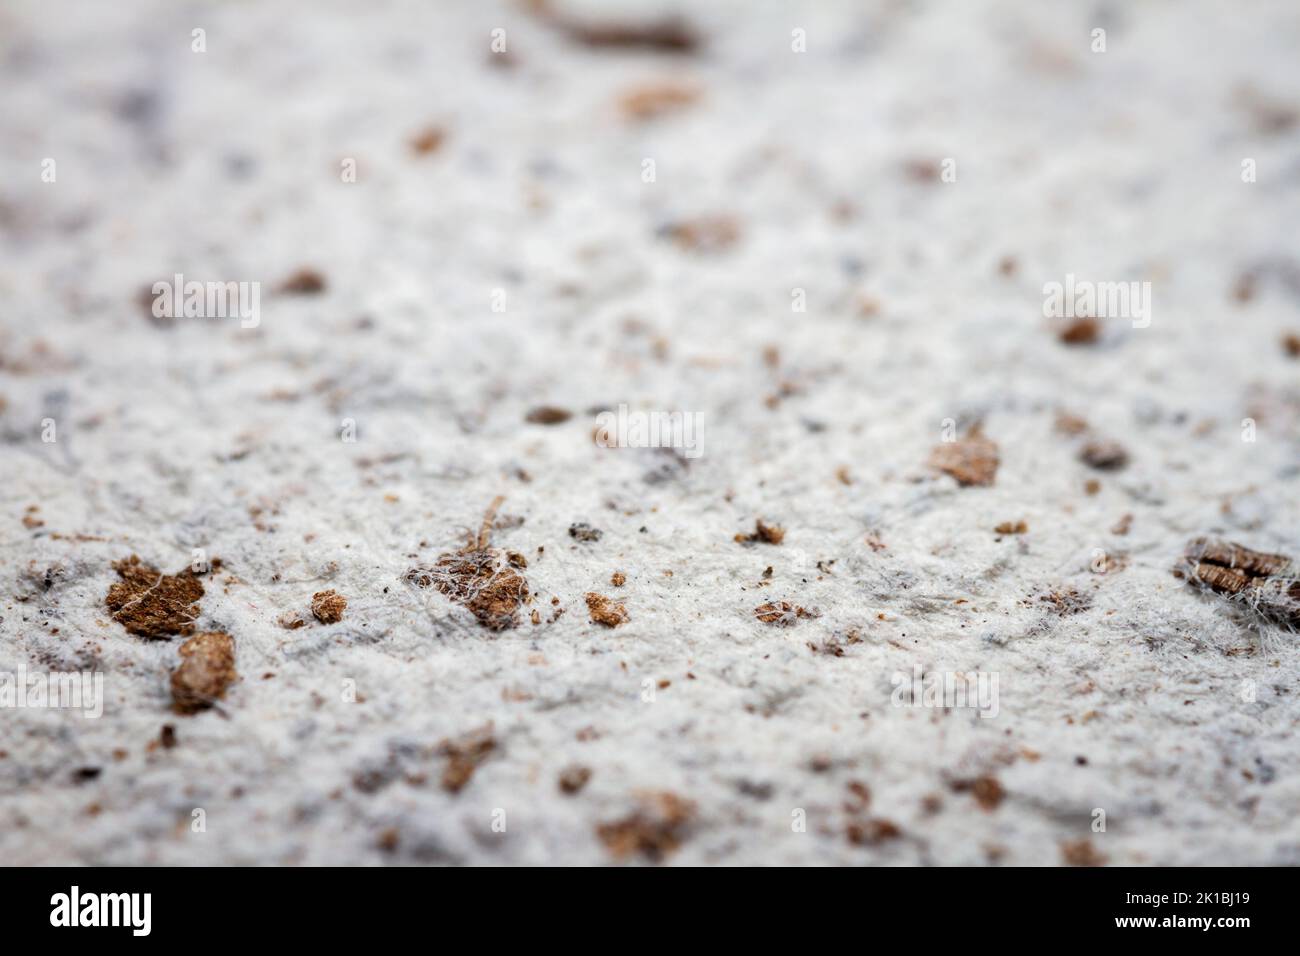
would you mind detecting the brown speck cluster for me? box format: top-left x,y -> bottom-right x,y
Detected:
1034,586 -> 1093,617
558,764 -> 592,794
754,601 -> 812,626
568,522 -> 603,542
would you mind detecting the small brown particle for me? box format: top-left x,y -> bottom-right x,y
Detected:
558,764 -> 592,794
971,775 -> 1005,811
610,570 -> 626,587
903,158 -> 940,182
1061,838 -> 1107,867
170,631 -> 237,715
311,589 -> 347,624
105,555 -> 204,640
618,81 -> 700,121
277,268 -> 326,295
278,612 -> 307,630
994,520 -> 1028,535
847,818 -> 902,846
1111,513 -> 1133,536
437,724 -> 496,794
585,592 -> 629,628
376,828 -> 400,852
159,724 -> 177,749
1058,316 -> 1101,345
1083,478 -> 1101,495
1283,333 -> 1300,358
735,519 -> 785,546
950,774 -> 1005,811
929,426 -> 999,487
664,214 -> 740,253
845,781 -> 871,809
1079,438 -> 1129,471
1054,411 -> 1090,436
525,405 -> 572,425
1233,271 -> 1258,303
409,125 -> 446,156
597,792 -> 695,862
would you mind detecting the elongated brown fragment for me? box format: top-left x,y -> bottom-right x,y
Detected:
1175,537 -> 1300,627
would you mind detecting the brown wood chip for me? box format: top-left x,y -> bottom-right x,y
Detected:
585,592 -> 629,627
1176,537 -> 1299,626
106,555 -> 204,640
170,631 -> 237,715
